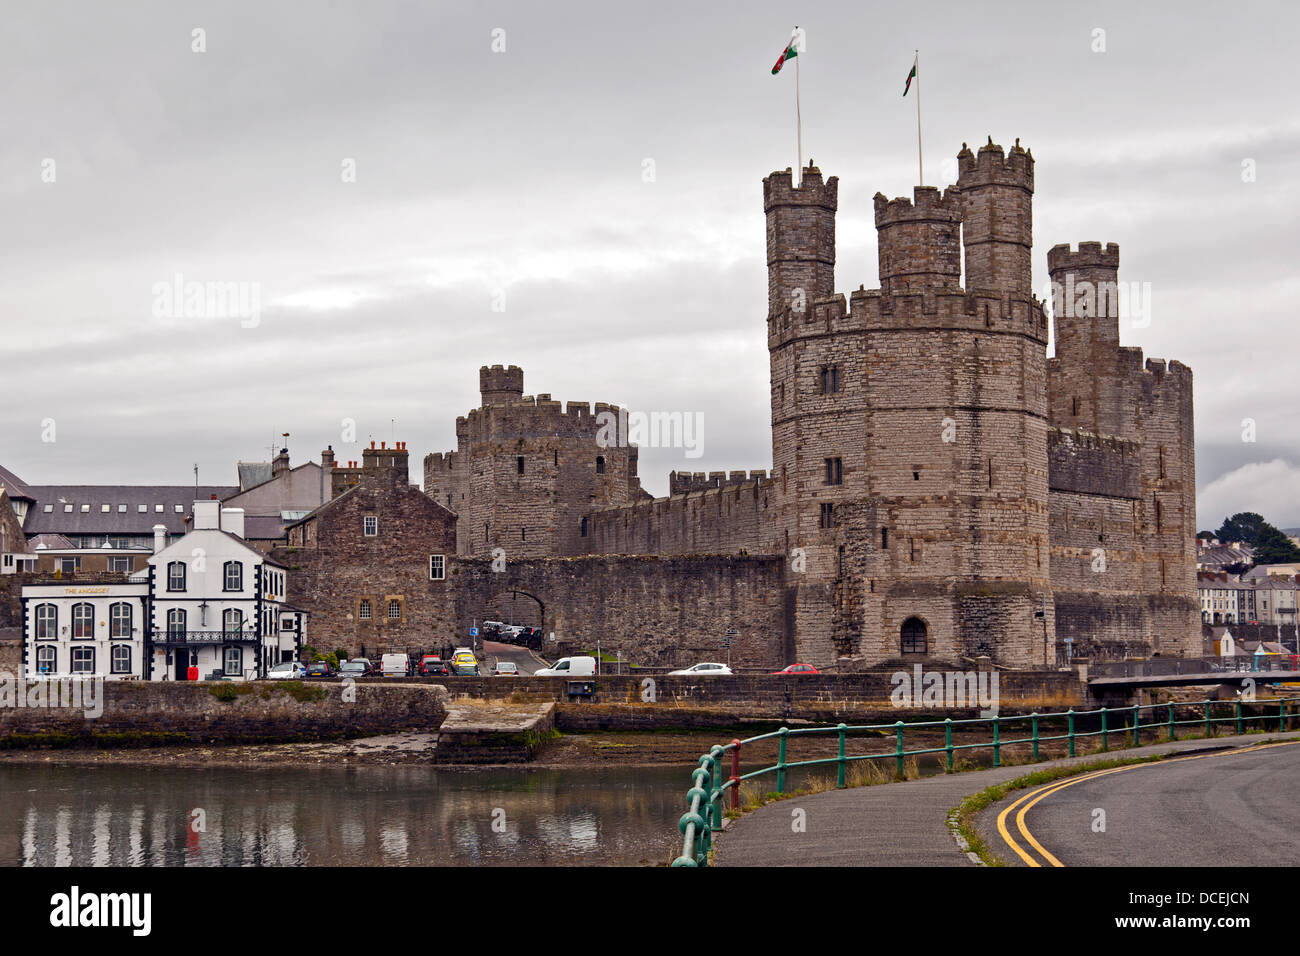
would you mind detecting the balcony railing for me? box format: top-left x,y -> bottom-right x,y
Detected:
152,630 -> 260,646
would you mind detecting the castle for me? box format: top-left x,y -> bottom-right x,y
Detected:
419,138 -> 1199,669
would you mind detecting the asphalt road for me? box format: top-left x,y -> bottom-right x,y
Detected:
482,639 -> 544,676
984,739 -> 1300,866
714,731 -> 1300,867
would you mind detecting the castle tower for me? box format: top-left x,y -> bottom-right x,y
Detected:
480,364 -> 524,406
957,139 -> 1034,296
425,367 -> 645,559
1047,242 -> 1123,436
873,186 -> 962,296
763,164 -> 838,320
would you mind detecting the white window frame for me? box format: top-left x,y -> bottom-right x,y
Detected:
109,602 -> 132,638
35,604 -> 57,640
71,603 -> 94,640
223,646 -> 242,676
359,600 -> 372,620
71,646 -> 95,675
363,515 -> 378,537
167,561 -> 186,592
429,554 -> 445,581
224,561 -> 243,592
387,599 -> 401,620
110,644 -> 131,675
35,645 -> 56,674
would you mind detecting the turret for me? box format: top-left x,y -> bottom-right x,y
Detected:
1048,242 -> 1121,362
763,163 -> 838,320
873,185 -> 963,296
480,364 -> 524,406
956,138 -> 1034,297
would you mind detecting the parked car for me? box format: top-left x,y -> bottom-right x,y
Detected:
306,661 -> 334,679
493,661 -> 520,676
482,621 -> 504,638
267,661 -> 307,680
517,626 -> 543,648
667,662 -> 733,676
771,663 -> 819,675
338,660 -> 372,677
534,655 -> 597,677
419,655 -> 449,676
380,653 -> 410,677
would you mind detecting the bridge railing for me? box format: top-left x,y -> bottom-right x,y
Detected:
673,695 -> 1300,866
1091,656 -> 1300,679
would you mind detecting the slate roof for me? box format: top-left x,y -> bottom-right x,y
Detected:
237,462 -> 274,491
21,485 -> 239,537
0,465 -> 33,502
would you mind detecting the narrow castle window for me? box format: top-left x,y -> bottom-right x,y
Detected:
1071,396 -> 1079,416
580,517 -> 588,537
881,528 -> 889,549
820,365 -> 841,394
819,502 -> 835,529
517,456 -> 525,474
824,457 -> 843,485
1159,446 -> 1166,479
521,528 -> 527,541
596,456 -> 606,474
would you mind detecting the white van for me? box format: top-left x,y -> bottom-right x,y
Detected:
534,655 -> 596,677
380,653 -> 409,677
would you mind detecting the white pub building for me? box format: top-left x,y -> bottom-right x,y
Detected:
21,500 -> 306,680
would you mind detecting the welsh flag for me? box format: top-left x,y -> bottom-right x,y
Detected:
903,61 -> 917,96
771,36 -> 798,74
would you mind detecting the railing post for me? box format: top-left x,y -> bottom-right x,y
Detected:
1031,712 -> 1039,762
836,723 -> 847,788
697,758 -> 713,859
709,746 -> 724,832
776,727 -> 789,794
992,715 -> 1001,768
944,718 -> 954,771
894,721 -> 905,778
1281,698 -> 1287,733
1100,706 -> 1108,751
729,739 -> 741,811
1205,700 -> 1212,738
1067,709 -> 1076,757
1168,702 -> 1175,742
1236,698 -> 1243,736
1132,703 -> 1140,747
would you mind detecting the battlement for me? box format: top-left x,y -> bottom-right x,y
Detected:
1048,242 -> 1120,274
956,137 -> 1034,189
873,185 -> 962,226
459,395 -> 628,443
763,163 -> 839,211
669,469 -> 769,495
770,286 -> 1049,344
480,364 -> 525,405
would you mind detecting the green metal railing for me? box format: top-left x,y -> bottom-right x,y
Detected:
672,695 -> 1300,866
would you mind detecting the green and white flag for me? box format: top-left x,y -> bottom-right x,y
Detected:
903,60 -> 917,96
772,36 -> 798,74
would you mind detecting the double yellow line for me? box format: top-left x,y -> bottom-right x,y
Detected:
995,740 -> 1300,867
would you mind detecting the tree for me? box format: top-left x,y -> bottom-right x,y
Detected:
1215,512 -> 1268,545
1252,524 -> 1300,565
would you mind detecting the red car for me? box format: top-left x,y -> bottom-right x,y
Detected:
771,663 -> 819,675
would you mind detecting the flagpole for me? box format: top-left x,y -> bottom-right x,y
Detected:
795,27 -> 803,186
914,50 -> 923,186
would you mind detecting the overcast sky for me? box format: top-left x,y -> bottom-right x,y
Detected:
3,0 -> 1297,529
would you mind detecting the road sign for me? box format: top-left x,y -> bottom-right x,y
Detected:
722,627 -> 739,647
470,627 -> 478,637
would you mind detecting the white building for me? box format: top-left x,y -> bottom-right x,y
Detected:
21,500 -> 306,680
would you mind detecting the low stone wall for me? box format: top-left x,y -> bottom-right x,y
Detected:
0,681 -> 448,746
387,669 -> 1086,721
434,702 -> 556,764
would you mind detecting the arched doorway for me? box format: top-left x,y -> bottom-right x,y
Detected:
900,617 -> 928,655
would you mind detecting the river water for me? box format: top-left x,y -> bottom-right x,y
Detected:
0,763 -> 690,867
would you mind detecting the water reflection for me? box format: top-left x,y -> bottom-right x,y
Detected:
0,764 -> 685,867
